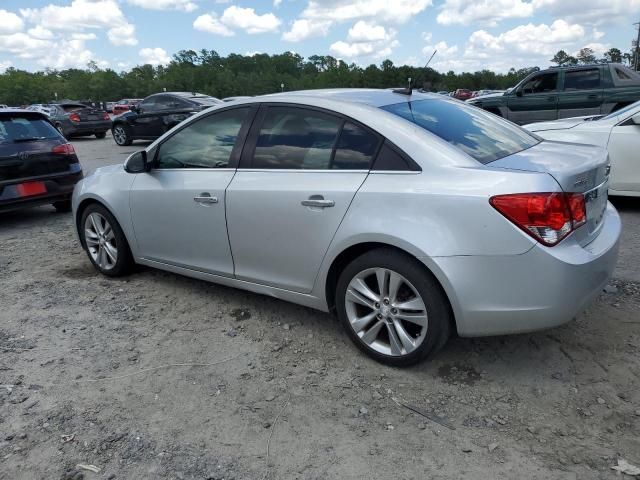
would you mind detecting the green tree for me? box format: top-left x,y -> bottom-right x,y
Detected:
577,48 -> 596,65
604,48 -> 622,63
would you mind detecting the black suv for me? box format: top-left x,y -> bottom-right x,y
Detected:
0,109 -> 83,213
111,92 -> 222,146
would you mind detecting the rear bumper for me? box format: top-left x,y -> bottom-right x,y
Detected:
0,170 -> 83,213
430,202 -> 621,337
66,120 -> 112,135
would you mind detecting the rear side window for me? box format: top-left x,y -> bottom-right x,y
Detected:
381,99 -> 540,164
564,69 -> 600,90
0,116 -> 60,144
332,122 -> 380,169
252,107 -> 342,169
156,107 -> 250,169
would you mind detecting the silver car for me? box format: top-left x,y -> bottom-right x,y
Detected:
72,89 -> 621,366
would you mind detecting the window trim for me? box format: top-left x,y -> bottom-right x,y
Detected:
150,104 -> 258,170
239,102 -> 384,171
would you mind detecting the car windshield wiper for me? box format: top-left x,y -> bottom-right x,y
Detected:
13,137 -> 47,143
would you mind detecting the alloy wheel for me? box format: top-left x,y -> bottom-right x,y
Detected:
84,212 -> 118,270
113,126 -> 127,145
344,268 -> 428,357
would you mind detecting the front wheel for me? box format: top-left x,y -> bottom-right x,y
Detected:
112,124 -> 132,146
336,248 -> 452,366
80,204 -> 133,277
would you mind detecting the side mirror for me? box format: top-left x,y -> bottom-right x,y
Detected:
129,105 -> 138,113
124,151 -> 148,173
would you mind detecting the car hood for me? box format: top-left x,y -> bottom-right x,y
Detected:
93,163 -> 124,176
524,116 -> 595,132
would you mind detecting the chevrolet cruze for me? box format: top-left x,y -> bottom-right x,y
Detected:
72,89 -> 620,366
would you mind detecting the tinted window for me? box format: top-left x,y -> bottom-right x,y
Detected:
140,97 -> 157,111
0,116 -> 60,144
333,122 -> 380,169
615,67 -> 632,81
564,69 -> 600,90
381,99 -> 540,164
372,142 -> 413,171
522,72 -> 558,94
156,107 -> 249,169
252,107 -> 342,169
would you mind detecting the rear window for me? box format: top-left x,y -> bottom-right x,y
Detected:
381,99 -> 540,164
0,116 -> 60,144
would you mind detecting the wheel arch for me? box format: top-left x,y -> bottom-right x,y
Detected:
323,241 -> 460,335
75,197 -> 133,252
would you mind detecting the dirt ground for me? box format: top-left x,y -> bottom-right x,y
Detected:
1,137 -> 639,480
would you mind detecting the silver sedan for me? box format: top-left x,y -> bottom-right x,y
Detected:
72,89 -> 621,366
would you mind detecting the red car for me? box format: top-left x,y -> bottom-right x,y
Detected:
112,99 -> 142,116
453,89 -> 473,101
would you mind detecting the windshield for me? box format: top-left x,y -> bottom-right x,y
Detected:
381,99 -> 540,164
600,100 -> 640,121
0,116 -> 60,144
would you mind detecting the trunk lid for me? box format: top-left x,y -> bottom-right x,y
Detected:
62,104 -> 105,122
0,141 -> 76,182
525,116 -> 595,132
490,140 -> 610,246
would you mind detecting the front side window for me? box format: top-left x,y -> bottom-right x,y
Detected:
521,72 -> 558,94
140,97 -> 157,112
156,107 -> 250,169
564,69 -> 600,90
381,99 -> 540,164
252,107 -> 342,169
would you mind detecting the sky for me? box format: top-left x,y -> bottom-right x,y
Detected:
1,0 -> 639,74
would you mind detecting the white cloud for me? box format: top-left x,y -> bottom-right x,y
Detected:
27,25 -> 54,40
422,41 -> 458,57
20,0 -> 137,46
437,0 -> 534,26
42,38 -> 108,69
330,22 -> 398,59
0,9 -> 24,34
193,13 -> 235,36
220,6 -> 281,34
139,47 -> 171,66
195,6 -> 281,36
71,32 -> 98,41
274,0 -> 283,6
531,0 -> 640,26
0,60 -> 12,72
0,33 -> 52,59
301,0 -> 431,23
282,19 -> 331,42
127,0 -> 197,12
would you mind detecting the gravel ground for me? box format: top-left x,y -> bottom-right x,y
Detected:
1,136 -> 639,480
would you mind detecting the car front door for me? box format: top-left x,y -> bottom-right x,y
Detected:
557,68 -> 604,119
608,112 -> 640,193
226,105 -> 381,293
507,71 -> 559,124
129,106 -> 255,275
129,96 -> 161,138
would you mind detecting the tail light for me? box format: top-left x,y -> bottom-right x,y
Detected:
69,112 -> 81,122
490,192 -> 587,246
52,143 -> 76,155
102,112 -> 110,120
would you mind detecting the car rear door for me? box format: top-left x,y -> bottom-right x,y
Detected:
557,67 -> 604,119
225,104 -> 381,293
129,106 -> 255,275
507,71 -> 559,124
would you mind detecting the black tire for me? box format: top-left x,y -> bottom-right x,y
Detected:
52,200 -> 72,212
336,248 -> 452,367
79,203 -> 134,277
112,123 -> 132,146
95,131 -> 107,139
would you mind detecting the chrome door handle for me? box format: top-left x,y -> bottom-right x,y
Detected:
301,198 -> 335,208
194,193 -> 218,204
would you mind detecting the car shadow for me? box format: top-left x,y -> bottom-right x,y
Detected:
610,195 -> 640,211
0,205 -> 66,230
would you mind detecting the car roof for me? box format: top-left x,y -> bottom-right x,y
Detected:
0,109 -> 48,118
255,88 -> 439,108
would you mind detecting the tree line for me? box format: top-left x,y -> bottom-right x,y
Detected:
0,47 -> 637,106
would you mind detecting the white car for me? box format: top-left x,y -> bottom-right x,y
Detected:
525,101 -> 640,197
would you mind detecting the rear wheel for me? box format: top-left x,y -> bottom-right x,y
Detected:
336,248 -> 452,366
95,131 -> 107,139
112,124 -> 132,146
52,200 -> 71,212
80,204 -> 133,277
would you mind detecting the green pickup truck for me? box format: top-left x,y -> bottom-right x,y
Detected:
467,63 -> 640,124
